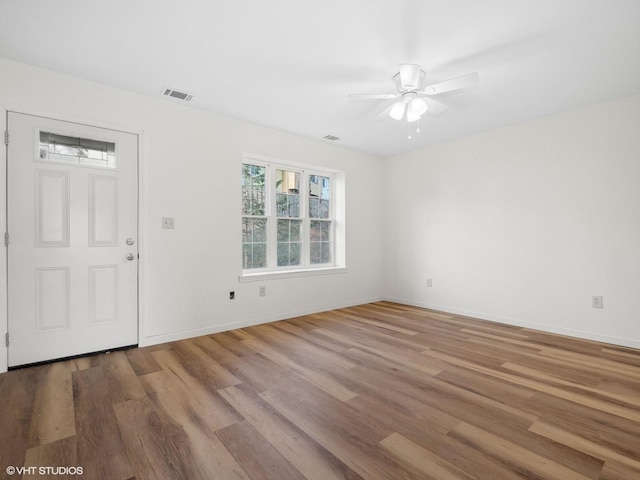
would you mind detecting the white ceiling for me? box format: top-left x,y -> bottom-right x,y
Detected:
1,0 -> 639,156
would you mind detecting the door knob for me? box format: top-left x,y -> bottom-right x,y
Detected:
126,253 -> 136,261
126,238 -> 135,245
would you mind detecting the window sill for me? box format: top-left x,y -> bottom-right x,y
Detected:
239,266 -> 347,282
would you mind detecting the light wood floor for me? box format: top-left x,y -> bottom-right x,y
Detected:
1,302 -> 640,479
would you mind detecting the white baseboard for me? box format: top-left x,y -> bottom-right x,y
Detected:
140,295 -> 384,347
383,296 -> 640,350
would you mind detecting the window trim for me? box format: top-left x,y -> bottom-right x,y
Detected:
241,153 -> 344,279
239,266 -> 348,282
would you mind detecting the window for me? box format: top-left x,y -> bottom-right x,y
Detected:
242,156 -> 342,275
241,164 -> 267,269
38,131 -> 117,169
276,169 -> 301,267
309,174 -> 332,264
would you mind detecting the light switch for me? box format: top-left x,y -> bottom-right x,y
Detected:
162,217 -> 175,229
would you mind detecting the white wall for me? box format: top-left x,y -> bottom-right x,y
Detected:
384,95 -> 640,348
1,57 -> 638,375
0,58 -> 385,371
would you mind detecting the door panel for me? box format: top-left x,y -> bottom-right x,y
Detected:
7,112 -> 138,366
36,170 -> 70,247
36,267 -> 70,332
89,265 -> 119,326
89,175 -> 119,246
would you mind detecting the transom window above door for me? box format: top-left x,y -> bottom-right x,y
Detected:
38,130 -> 117,169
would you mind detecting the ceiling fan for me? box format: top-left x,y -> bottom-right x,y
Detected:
349,64 -> 479,124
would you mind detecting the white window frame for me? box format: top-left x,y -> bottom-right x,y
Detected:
240,153 -> 346,281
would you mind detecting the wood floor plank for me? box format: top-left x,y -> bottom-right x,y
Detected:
313,327 -> 443,376
372,302 -> 456,321
450,421 -> 597,480
99,350 -> 147,403
216,420 -> 306,480
23,436 -> 77,480
379,432 -> 475,480
539,347 -> 640,380
113,396 -> 193,480
168,339 -> 243,390
273,321 -> 348,355
432,371 -> 607,478
141,362 -> 241,433
342,358 -> 538,431
212,330 -> 258,357
502,361 -> 640,408
0,366 -> 44,472
245,324 -> 358,370
347,345 -> 442,376
529,420 -> 640,472
434,363 -> 536,403
516,392 -> 640,459
600,347 -> 640,364
69,355 -> 101,371
461,327 -> 542,349
190,334 -> 240,366
225,352 -> 294,394
259,382 -> 418,480
423,348 -> 640,422
27,360 -> 75,447
241,336 -> 358,402
597,375 -> 640,398
312,316 -> 430,352
219,384 -> 362,480
124,345 -> 163,376
140,370 -> 250,479
466,338 -> 609,386
333,309 -> 420,336
599,461 -> 640,480
422,334 -> 514,368
72,366 -> 134,480
346,392 -> 533,480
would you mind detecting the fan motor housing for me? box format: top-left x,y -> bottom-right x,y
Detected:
393,69 -> 426,92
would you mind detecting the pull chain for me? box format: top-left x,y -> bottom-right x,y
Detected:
408,117 -> 422,139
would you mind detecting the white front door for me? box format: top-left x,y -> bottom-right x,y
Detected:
7,112 -> 138,367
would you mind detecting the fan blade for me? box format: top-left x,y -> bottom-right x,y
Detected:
421,97 -> 448,116
374,103 -> 395,121
348,93 -> 398,100
421,72 -> 479,96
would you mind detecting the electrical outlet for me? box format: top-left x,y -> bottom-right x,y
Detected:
229,291 -> 235,300
426,278 -> 433,287
162,217 -> 175,229
259,286 -> 266,297
592,295 -> 603,309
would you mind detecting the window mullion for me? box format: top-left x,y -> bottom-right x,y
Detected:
301,171 -> 310,267
267,163 -> 277,269
330,173 -> 336,266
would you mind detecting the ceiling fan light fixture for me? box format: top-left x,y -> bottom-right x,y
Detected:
406,109 -> 421,123
409,97 -> 427,115
389,101 -> 406,120
407,97 -> 427,122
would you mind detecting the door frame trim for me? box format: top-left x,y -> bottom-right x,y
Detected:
0,105 -> 147,373
1,106 -> 8,373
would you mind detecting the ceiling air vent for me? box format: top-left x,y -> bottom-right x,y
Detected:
163,88 -> 193,102
323,134 -> 340,141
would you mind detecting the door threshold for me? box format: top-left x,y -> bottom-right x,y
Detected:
8,344 -> 138,371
